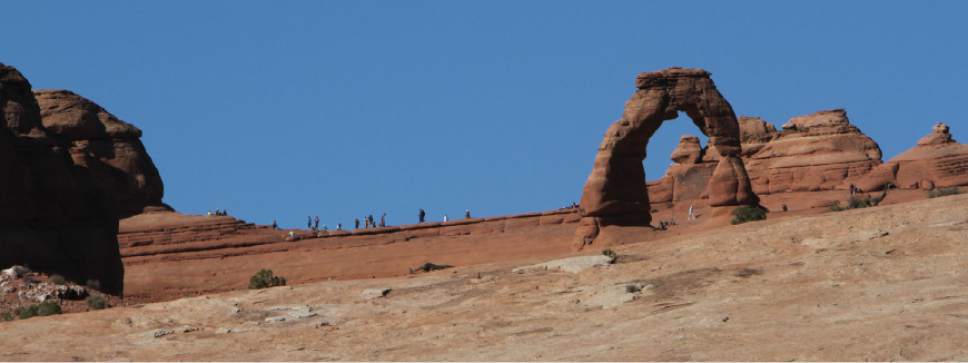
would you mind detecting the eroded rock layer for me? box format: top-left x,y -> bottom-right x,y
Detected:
0,64 -> 124,294
34,89 -> 167,217
744,109 -> 882,194
857,123 -> 968,191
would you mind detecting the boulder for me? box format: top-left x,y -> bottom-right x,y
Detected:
0,63 -> 124,295
744,109 -> 882,194
34,89 -> 167,217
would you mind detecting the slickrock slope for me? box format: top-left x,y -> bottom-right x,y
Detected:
0,64 -> 124,294
34,89 -> 167,217
745,109 -> 882,194
5,193 -> 968,361
858,123 -> 968,191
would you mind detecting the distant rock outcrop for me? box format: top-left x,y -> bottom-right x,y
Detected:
857,123 -> 968,191
743,109 -> 882,194
34,89 -> 167,217
0,64 -> 124,295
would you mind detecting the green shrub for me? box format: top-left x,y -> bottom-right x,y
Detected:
1,312 -> 12,322
86,295 -> 108,310
830,201 -> 844,212
832,195 -> 881,212
731,205 -> 767,225
248,269 -> 286,289
928,187 -> 961,198
48,274 -> 66,285
15,301 -> 62,320
847,195 -> 873,209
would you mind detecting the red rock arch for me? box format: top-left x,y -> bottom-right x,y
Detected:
576,67 -> 758,248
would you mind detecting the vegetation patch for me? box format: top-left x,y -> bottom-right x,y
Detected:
410,262 -> 453,274
928,187 -> 961,198
831,194 -> 885,212
86,295 -> 108,310
15,301 -> 62,320
248,269 -> 287,289
731,205 -> 767,225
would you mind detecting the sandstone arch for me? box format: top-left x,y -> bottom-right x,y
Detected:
576,67 -> 758,248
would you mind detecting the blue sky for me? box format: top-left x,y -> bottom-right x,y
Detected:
3,1 -> 966,227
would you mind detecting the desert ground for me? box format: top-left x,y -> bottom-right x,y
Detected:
3,192 -> 967,361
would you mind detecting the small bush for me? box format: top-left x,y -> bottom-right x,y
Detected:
847,195 -> 873,209
829,201 -> 844,212
1,312 -> 12,322
832,195 -> 880,212
86,295 -> 108,310
731,205 -> 767,225
248,269 -> 286,289
15,301 -> 62,320
48,274 -> 66,285
928,187 -> 961,198
413,262 -> 452,273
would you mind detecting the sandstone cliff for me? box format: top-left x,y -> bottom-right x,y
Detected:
0,64 -> 124,294
34,89 -> 167,217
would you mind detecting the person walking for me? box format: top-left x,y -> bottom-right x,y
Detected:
418,208 -> 426,223
336,223 -> 342,231
313,216 -> 320,230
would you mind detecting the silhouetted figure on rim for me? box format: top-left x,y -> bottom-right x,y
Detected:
419,209 -> 426,223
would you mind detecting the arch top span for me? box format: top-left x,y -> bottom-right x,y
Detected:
575,67 -> 758,249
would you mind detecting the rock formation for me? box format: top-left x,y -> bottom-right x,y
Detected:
857,123 -> 968,191
34,89 -> 167,217
577,67 -> 758,248
738,116 -> 778,157
0,63 -> 124,294
743,109 -> 882,194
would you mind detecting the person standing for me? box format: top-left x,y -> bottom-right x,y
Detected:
464,209 -> 471,219
688,204 -> 695,221
418,208 -> 426,223
380,213 -> 387,227
443,214 -> 449,222
313,216 -> 320,230
354,218 -> 360,230
307,216 -> 312,229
